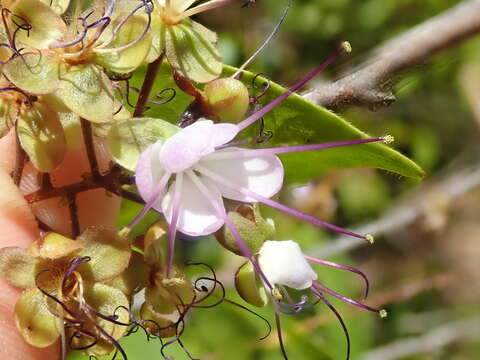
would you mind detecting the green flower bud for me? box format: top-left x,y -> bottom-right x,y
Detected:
215,204 -> 275,256
234,261 -> 268,308
204,78 -> 250,123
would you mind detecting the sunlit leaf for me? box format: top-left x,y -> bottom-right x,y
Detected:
16,102 -> 66,172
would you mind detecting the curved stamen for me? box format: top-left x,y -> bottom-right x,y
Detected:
305,255 -> 370,299
237,42 -> 351,131
185,170 -> 273,290
62,256 -> 91,294
312,281 -> 380,314
311,287 -> 351,360
232,0 -> 291,78
194,164 -> 369,240
210,137 -> 387,158
166,172 -> 183,277
95,0 -> 152,52
274,312 -> 289,360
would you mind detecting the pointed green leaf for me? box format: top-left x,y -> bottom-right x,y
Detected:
3,52 -> 61,95
76,227 -> 131,282
107,117 -> 179,171
164,19 -> 222,83
130,64 -> 424,182
0,247 -> 38,289
9,0 -> 67,48
15,288 -> 60,348
16,102 -> 66,172
94,14 -> 152,73
56,64 -> 115,123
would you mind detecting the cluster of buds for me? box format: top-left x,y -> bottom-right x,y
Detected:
0,1 -> 407,359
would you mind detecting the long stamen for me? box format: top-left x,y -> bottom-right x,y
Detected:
185,170 -> 273,290
312,281 -> 383,315
210,137 -> 391,159
310,287 -> 351,360
179,0 -> 240,20
305,255 -> 370,299
237,41 -> 352,131
166,172 -> 183,278
194,164 -> 370,240
232,0 -> 291,78
125,172 -> 171,232
274,312 -> 289,360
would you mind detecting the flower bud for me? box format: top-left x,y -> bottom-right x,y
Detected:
204,78 -> 250,123
234,261 -> 268,307
215,204 -> 275,256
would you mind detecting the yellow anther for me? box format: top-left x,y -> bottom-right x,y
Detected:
382,135 -> 395,144
341,41 -> 352,54
365,234 -> 375,245
379,309 -> 388,319
118,227 -> 131,239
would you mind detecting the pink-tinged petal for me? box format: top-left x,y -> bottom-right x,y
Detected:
200,147 -> 284,202
210,122 -> 240,147
135,141 -> 165,208
161,174 -> 224,236
159,120 -> 216,173
158,120 -> 239,173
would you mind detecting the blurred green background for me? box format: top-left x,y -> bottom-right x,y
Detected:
71,0 -> 480,359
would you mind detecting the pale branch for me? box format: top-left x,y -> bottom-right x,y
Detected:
360,316 -> 480,360
311,162 -> 480,258
303,0 -> 480,109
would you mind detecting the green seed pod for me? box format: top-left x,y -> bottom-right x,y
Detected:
215,204 -> 275,256
204,78 -> 250,123
145,275 -> 195,315
140,302 -> 179,338
234,261 -> 268,308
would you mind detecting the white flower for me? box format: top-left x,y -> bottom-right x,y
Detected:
135,119 -> 284,236
258,240 -> 318,290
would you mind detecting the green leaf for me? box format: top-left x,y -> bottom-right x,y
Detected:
3,52 -> 61,95
0,97 -> 17,138
15,288 -> 60,348
94,14 -> 152,73
10,0 -> 67,49
56,64 -> 115,123
0,247 -> 38,289
76,227 -> 131,282
131,64 -> 424,182
164,19 -> 223,83
16,102 -> 66,172
107,117 -> 179,171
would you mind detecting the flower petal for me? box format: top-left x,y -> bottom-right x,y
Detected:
161,174 -> 224,236
258,240 -> 317,290
201,147 -> 284,202
159,119 -> 237,173
135,140 -> 165,207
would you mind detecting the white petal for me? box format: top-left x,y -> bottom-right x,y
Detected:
135,141 -> 165,209
200,147 -> 284,202
258,240 -> 317,290
161,174 -> 224,236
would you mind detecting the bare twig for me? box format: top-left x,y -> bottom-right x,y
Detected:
360,316 -> 480,360
80,118 -> 101,182
304,0 -> 480,109
133,54 -> 164,117
312,163 -> 480,258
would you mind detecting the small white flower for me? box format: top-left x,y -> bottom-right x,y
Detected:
258,240 -> 318,290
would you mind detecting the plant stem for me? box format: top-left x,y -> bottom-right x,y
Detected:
67,192 -> 80,237
12,131 -> 26,186
133,54 -> 165,117
80,118 -> 101,182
